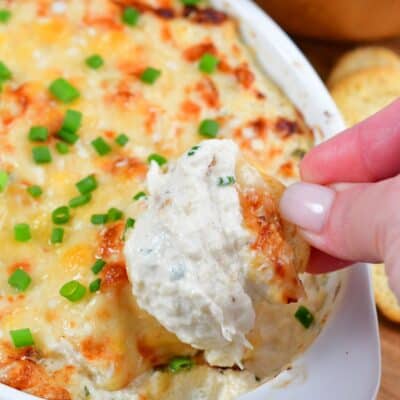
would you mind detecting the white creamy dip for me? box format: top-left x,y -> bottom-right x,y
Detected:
124,139 -> 255,367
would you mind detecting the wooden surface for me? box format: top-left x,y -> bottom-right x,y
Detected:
292,36 -> 400,400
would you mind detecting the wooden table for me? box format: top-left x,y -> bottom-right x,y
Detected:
292,36 -> 400,400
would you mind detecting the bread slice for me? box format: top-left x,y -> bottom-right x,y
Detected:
327,46 -> 400,88
330,66 -> 400,126
372,264 -> 400,323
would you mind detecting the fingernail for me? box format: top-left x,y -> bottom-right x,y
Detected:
280,182 -> 335,233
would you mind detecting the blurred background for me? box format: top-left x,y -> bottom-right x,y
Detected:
255,1 -> 400,399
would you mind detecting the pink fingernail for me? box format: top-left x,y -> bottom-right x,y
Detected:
280,182 -> 335,233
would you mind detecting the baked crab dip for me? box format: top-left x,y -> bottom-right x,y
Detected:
0,1 -> 341,399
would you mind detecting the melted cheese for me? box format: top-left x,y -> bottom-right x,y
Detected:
0,1 -> 322,399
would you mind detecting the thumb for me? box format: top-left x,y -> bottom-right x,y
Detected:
280,177 -> 400,299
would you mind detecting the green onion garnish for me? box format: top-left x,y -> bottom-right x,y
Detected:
28,126 -> 48,142
291,148 -> 307,159
10,328 -> 34,348
140,67 -> 161,85
0,10 -> 11,23
123,217 -> 135,240
125,217 -> 135,229
0,61 -> 11,81
85,54 -> 104,70
115,133 -> 129,147
32,146 -> 52,164
91,214 -> 108,225
91,259 -> 106,274
27,185 -> 42,198
52,206 -> 70,225
58,129 -> 79,144
56,142 -> 70,154
122,6 -> 140,26
199,119 -> 219,138
14,223 -> 31,242
199,53 -> 219,74
49,78 -> 80,103
51,227 -> 64,244
133,191 -> 146,201
91,137 -> 111,156
76,175 -> 98,195
107,207 -> 124,221
8,269 -> 32,291
180,0 -> 201,4
187,145 -> 200,156
89,278 -> 101,293
217,176 -> 235,186
61,109 -> 82,134
168,356 -> 195,373
0,171 -> 9,192
59,280 -> 86,302
69,193 -> 91,208
147,153 -> 167,166
294,305 -> 314,329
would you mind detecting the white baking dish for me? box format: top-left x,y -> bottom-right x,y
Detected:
0,0 -> 380,399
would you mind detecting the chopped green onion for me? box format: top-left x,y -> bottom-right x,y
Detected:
91,214 -> 108,225
217,176 -> 235,186
84,386 -> 90,397
76,175 -> 98,195
10,328 -> 34,348
199,119 -> 219,138
180,0 -> 201,4
89,278 -> 101,293
69,193 -> 91,208
27,185 -> 42,198
85,54 -> 104,69
115,133 -> 129,147
140,67 -> 161,85
125,217 -> 135,229
52,206 -> 70,225
28,126 -> 48,142
294,305 -> 314,329
107,207 -> 124,221
122,6 -> 140,26
49,78 -> 80,103
199,53 -> 219,74
59,280 -> 86,302
57,129 -> 79,144
133,191 -> 146,201
0,171 -> 9,192
14,223 -> 31,242
291,148 -> 307,159
61,109 -> 82,134
168,356 -> 195,373
123,217 -> 136,240
91,137 -> 111,156
0,61 -> 11,81
187,145 -> 200,156
51,227 -> 64,244
32,146 -> 52,164
56,142 -> 70,154
147,153 -> 167,166
91,259 -> 106,274
0,10 -> 11,23
8,269 -> 32,291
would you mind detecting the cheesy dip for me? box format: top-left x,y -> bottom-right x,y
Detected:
0,1 -> 335,399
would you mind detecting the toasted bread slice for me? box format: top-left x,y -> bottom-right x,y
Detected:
330,66 -> 400,126
327,46 -> 400,88
372,264 -> 400,323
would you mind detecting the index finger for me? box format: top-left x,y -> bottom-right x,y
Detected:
301,98 -> 400,184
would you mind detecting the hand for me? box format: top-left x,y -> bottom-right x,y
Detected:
280,99 -> 400,300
